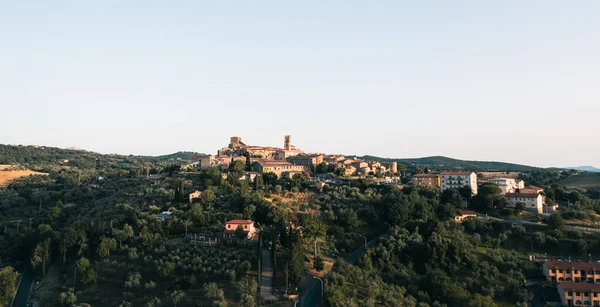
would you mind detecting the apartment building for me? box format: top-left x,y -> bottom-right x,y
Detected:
440,172 -> 478,195
542,261 -> 600,283
412,174 -> 440,189
506,193 -> 543,214
484,178 -> 522,194
558,282 -> 600,306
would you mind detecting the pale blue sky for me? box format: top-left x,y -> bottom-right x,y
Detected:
1,1 -> 599,167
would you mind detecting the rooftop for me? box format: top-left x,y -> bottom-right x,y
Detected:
440,171 -> 474,176
506,193 -> 540,199
413,174 -> 440,178
255,159 -> 293,166
558,282 -> 600,292
544,261 -> 600,271
457,209 -> 477,216
225,220 -> 254,225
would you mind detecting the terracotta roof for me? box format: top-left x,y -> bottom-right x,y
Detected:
526,186 -> 544,190
544,261 -> 600,271
457,209 -> 477,216
256,159 -> 293,166
225,220 -> 254,225
558,282 -> 600,292
506,193 -> 540,199
413,174 -> 439,178
440,171 -> 474,175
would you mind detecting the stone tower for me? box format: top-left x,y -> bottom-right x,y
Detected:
230,136 -> 242,148
284,135 -> 291,151
390,161 -> 398,174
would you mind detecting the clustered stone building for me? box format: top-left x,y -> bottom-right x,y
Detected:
194,135 -> 400,179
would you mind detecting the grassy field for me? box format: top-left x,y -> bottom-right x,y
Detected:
478,171 -> 521,179
558,172 -> 600,189
0,164 -> 48,186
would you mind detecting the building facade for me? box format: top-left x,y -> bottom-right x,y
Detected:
506,193 -> 543,214
287,154 -> 324,171
252,159 -> 307,178
412,174 -> 440,189
558,282 -> 600,306
484,178 -> 520,194
454,210 -> 477,222
224,220 -> 257,239
440,172 -> 478,195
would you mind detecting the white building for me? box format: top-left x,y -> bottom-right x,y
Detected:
484,178 -> 521,194
440,172 -> 478,195
506,193 -> 543,214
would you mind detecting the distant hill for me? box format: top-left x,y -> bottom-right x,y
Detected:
153,151 -> 203,162
359,155 -> 540,172
567,166 -> 600,173
558,172 -> 600,189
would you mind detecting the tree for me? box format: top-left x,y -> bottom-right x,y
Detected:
76,257 -> 90,273
183,219 -> 192,237
339,208 -> 360,231
263,172 -> 278,184
316,162 -> 329,174
0,267 -> 18,306
203,282 -> 225,301
313,255 -> 325,272
60,227 -> 77,265
547,213 -> 565,230
335,168 -> 346,176
58,291 -> 77,306
235,225 -> 247,239
97,236 -> 117,258
170,290 -> 185,307
515,202 -> 526,213
117,224 -> 134,248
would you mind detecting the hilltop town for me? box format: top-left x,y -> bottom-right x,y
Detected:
0,141 -> 599,307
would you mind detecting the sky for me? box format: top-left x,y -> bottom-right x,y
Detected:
1,1 -> 599,168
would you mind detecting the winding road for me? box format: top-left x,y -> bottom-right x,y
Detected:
299,240 -> 377,307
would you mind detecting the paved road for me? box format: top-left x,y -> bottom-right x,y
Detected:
299,240 -> 377,307
260,249 -> 278,301
12,263 -> 33,307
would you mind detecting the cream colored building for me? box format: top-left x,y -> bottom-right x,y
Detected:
454,210 -> 477,222
440,172 -> 478,195
484,178 -> 520,194
506,193 -> 543,214
412,174 -> 440,189
189,190 -> 201,203
252,159 -> 307,178
224,220 -> 257,239
287,154 -> 324,171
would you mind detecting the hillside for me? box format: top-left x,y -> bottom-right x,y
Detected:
558,172 -> 600,189
359,155 -> 540,172
0,145 -> 202,170
568,166 -> 600,173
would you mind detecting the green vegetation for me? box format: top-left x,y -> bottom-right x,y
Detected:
1,144 -> 599,306
360,155 -> 540,172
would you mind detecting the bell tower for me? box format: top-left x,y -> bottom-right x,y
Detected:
284,135 -> 291,151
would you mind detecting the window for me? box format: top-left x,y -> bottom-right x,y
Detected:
577,292 -> 581,296
227,225 -> 231,229
560,269 -> 564,273
585,292 -> 590,297
560,278 -> 565,281
244,225 -> 247,229
576,270 -> 580,274
552,269 -> 557,273
594,293 -> 598,298
568,270 -> 572,274
569,292 -> 573,296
